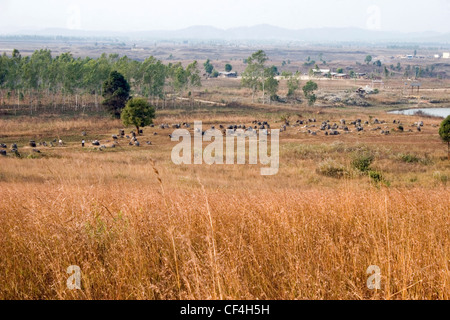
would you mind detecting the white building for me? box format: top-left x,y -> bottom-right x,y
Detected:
443,52 -> 450,59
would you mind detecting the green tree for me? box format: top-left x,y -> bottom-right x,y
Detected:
225,64 -> 232,72
204,59 -> 214,75
365,55 -> 372,65
121,97 -> 156,134
384,66 -> 389,78
336,68 -> 343,74
439,115 -> 450,160
186,61 -> 202,89
264,67 -> 279,102
242,50 -> 269,102
0,53 -> 7,88
102,71 -> 130,118
140,57 -> 167,100
269,65 -> 279,75
287,72 -> 300,98
415,67 -> 422,79
302,80 -> 318,106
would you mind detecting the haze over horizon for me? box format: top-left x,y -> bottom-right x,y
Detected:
0,0 -> 450,34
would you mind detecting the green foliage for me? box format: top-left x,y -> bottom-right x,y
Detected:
287,73 -> 300,98
269,65 -> 279,75
368,170 -> 384,183
351,152 -> 374,173
102,71 -> 130,118
225,64 -> 232,72
264,66 -> 279,101
0,49 -> 203,111
186,61 -> 202,88
302,80 -> 318,96
242,50 -> 268,96
168,61 -> 201,95
307,94 -> 316,106
398,153 -> 420,163
204,59 -> 214,75
365,55 -> 372,64
302,80 -> 318,106
121,98 -> 156,132
439,116 -> 450,159
140,57 -> 167,98
242,50 -> 279,103
211,70 -> 219,78
336,68 -> 343,74
439,116 -> 450,143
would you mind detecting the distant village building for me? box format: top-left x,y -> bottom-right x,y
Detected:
443,52 -> 450,59
312,69 -> 330,76
219,71 -> 238,78
334,73 -> 349,79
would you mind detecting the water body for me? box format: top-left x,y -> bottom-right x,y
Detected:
388,108 -> 450,118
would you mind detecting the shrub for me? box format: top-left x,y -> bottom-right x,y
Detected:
317,159 -> 350,179
433,171 -> 448,185
368,170 -> 385,184
399,153 -> 420,163
351,152 -> 374,172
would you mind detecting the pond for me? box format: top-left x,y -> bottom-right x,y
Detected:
388,108 -> 450,118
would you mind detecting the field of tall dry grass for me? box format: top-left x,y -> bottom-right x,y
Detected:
0,103 -> 449,300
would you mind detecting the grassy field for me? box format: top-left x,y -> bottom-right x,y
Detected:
0,95 -> 449,300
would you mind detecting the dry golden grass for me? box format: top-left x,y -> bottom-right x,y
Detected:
0,180 -> 448,300
0,97 -> 449,300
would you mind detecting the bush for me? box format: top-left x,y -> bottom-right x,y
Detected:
399,153 -> 420,163
368,170 -> 384,183
433,171 -> 448,185
351,152 -> 374,172
317,159 -> 350,179
27,153 -> 42,159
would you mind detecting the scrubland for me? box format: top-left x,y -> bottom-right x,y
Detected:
1,96 -> 449,300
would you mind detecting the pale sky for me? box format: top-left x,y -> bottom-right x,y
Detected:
0,0 -> 449,33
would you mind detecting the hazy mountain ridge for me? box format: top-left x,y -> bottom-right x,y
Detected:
5,24 -> 450,43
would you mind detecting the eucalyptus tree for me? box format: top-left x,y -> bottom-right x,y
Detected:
139,56 -> 167,105
241,50 -> 268,103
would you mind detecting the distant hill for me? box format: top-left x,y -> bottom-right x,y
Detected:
6,24 -> 450,44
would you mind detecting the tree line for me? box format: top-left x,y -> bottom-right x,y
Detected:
0,49 -> 201,112
0,48 -> 317,113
